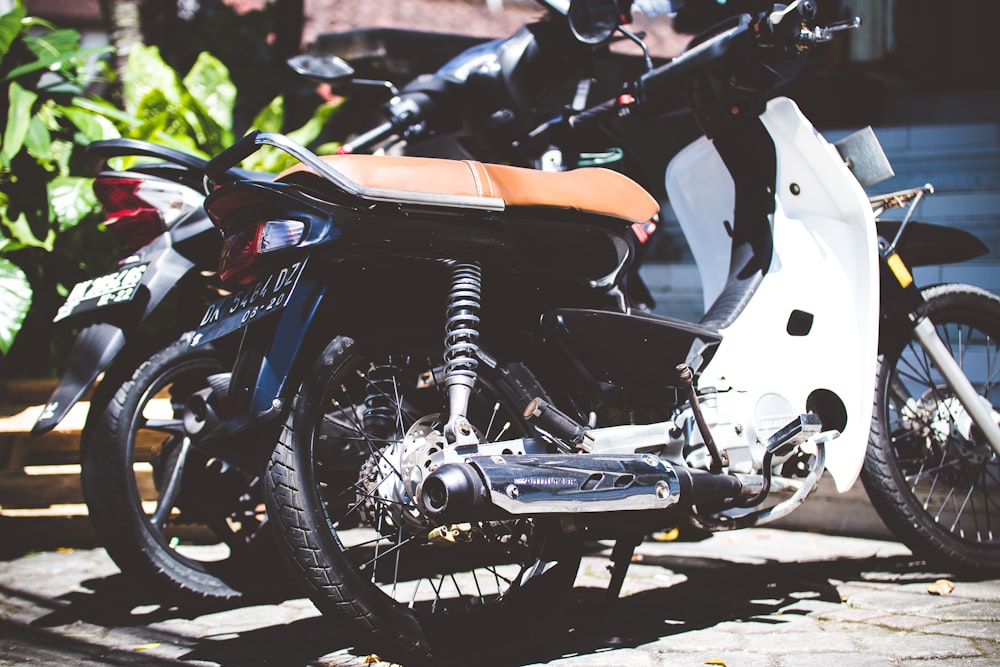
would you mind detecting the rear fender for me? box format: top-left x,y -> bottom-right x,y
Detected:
31,323 -> 126,435
229,276 -> 328,421
878,220 -> 988,267
36,236 -> 202,434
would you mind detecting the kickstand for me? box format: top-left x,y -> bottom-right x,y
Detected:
604,534 -> 641,605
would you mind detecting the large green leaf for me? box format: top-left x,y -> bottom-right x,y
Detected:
49,176 -> 97,231
0,257 -> 31,356
25,28 -> 80,59
23,113 -> 51,162
60,105 -> 120,144
250,95 -> 284,133
182,52 -> 236,134
0,5 -> 26,63
73,96 -> 205,156
1,81 -> 38,167
124,44 -> 182,116
5,44 -> 113,83
0,208 -> 53,250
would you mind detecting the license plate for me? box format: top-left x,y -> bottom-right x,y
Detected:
189,258 -> 308,348
53,263 -> 149,323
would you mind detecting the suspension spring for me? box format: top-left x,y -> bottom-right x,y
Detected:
444,262 -> 482,393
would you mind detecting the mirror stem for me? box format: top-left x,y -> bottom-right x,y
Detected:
618,25 -> 653,70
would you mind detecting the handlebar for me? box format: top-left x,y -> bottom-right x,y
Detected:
338,92 -> 437,154
564,6 -> 859,131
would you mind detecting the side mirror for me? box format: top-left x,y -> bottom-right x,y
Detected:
567,0 -> 622,45
287,53 -> 356,82
287,53 -> 399,100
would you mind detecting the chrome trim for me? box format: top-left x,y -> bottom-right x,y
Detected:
709,435 -> 831,530
254,132 -> 506,212
467,453 -> 682,514
912,316 -> 1000,456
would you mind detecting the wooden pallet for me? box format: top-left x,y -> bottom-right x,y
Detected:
0,379 -> 165,512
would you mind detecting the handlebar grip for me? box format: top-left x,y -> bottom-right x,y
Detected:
338,120 -> 397,154
568,97 -> 622,128
204,130 -> 262,188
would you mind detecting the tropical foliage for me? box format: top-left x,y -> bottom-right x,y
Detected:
80,42 -> 338,171
0,3 -> 115,357
0,1 -> 336,371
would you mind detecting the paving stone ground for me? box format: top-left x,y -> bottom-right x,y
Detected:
1,525 -> 998,666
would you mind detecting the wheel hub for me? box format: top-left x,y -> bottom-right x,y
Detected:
358,414 -> 467,536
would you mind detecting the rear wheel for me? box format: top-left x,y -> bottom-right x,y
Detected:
863,284 -> 1000,575
81,336 -> 282,601
265,335 -> 582,664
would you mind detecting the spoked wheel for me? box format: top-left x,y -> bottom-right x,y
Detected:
81,336 -> 281,601
863,284 -> 1000,575
265,335 -> 582,664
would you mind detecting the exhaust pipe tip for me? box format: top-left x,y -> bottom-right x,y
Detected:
421,462 -> 489,521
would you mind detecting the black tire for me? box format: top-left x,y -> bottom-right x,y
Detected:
265,335 -> 582,664
862,283 -> 1000,575
81,335 -> 282,601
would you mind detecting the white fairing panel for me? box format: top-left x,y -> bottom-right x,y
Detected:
665,138 -> 734,311
666,97 -> 879,492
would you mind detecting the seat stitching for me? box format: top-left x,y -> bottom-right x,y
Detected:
479,163 -> 496,198
462,160 -> 484,197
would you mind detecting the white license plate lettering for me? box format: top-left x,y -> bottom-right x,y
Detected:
53,264 -> 149,322
190,258 -> 308,347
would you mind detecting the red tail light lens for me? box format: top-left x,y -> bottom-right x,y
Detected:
218,219 -> 305,286
93,176 -> 201,253
93,177 -> 165,252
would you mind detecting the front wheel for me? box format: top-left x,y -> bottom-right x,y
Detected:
863,283 -> 1000,575
265,335 -> 582,664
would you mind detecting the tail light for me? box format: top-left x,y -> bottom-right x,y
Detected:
93,177 -> 201,253
218,219 -> 305,286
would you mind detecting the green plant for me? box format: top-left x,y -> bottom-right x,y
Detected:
0,2 -> 116,359
0,3 -> 337,374
79,43 -> 340,171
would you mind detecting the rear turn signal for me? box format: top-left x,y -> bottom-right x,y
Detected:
218,219 -> 305,286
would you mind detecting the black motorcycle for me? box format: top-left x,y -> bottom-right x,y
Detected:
57,0 -> 652,601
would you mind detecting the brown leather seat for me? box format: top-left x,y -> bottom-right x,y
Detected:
280,154 -> 659,224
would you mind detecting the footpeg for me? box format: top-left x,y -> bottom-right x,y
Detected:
766,414 -> 822,458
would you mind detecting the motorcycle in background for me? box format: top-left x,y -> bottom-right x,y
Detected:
31,139 -> 288,601
187,0 -> 998,661
862,184 -> 999,573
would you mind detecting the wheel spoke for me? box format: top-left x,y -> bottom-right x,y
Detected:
289,339 -> 581,648
354,533 -> 426,583
141,417 -> 186,436
150,435 -> 192,529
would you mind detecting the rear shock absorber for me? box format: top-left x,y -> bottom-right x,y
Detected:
443,262 -> 482,445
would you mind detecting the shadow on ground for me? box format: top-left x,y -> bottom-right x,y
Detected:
3,527 -> 950,667
494,552 -> 946,667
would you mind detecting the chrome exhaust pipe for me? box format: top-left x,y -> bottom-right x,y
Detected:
420,453 -> 756,521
